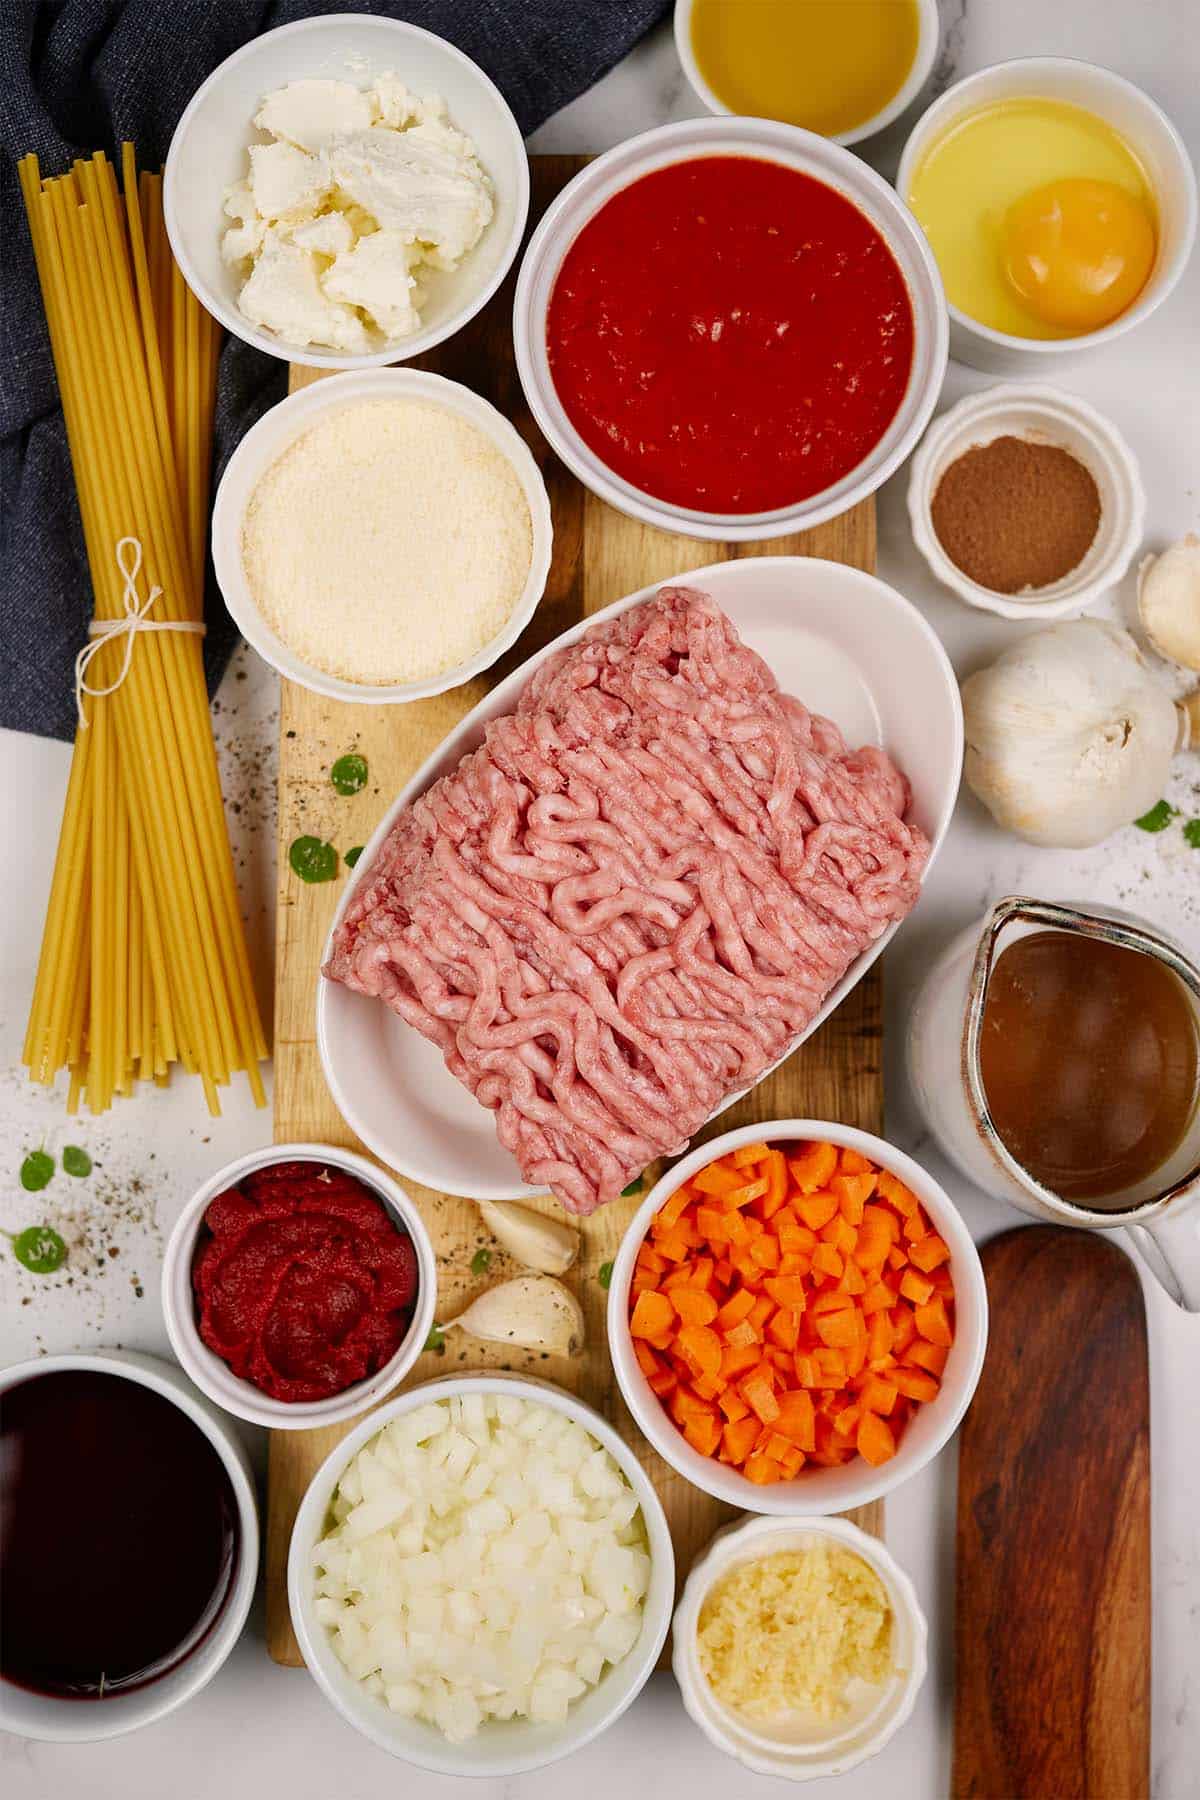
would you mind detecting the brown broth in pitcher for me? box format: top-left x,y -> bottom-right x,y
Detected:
979,930 -> 1199,1205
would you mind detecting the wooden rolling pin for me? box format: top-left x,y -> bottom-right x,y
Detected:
953,1226 -> 1150,1800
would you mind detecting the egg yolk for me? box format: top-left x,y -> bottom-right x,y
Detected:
1003,178 -> 1155,332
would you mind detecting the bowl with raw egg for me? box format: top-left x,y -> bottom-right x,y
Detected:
898,58 -> 1197,373
514,116 -> 947,541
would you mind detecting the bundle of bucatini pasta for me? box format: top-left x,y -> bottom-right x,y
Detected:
18,147 -> 267,1114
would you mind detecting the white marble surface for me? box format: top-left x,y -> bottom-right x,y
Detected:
3,2 -> 1198,1795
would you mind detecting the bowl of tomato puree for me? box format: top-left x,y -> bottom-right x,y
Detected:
515,118 -> 947,540
162,1144 -> 437,1430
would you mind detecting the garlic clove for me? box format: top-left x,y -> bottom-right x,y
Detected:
1138,535 -> 1200,671
477,1199 -> 579,1276
1178,690 -> 1200,751
444,1276 -> 584,1357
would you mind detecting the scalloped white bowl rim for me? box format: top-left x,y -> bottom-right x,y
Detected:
907,383 -> 1147,617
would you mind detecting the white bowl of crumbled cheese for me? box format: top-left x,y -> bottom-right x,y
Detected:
164,13 -> 529,368
211,368 -> 553,701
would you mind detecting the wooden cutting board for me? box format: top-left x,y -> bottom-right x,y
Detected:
266,155 -> 884,1664
953,1227 -> 1151,1800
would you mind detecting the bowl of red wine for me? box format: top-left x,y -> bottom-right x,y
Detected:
0,1350 -> 257,1741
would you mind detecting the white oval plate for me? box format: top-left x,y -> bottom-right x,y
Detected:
317,557 -> 963,1200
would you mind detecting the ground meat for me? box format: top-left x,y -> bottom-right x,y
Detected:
324,588 -> 928,1214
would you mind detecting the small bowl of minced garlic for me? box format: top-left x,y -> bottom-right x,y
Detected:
672,1515 -> 927,1781
164,14 -> 529,368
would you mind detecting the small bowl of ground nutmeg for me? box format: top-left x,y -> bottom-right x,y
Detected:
672,1515 -> 927,1781
908,384 -> 1145,619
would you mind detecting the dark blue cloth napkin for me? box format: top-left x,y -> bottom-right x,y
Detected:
0,0 -> 668,741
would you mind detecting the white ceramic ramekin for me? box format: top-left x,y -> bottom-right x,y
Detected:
908,384 -> 1146,618
608,1119 -> 988,1515
164,13 -> 529,370
897,57 -> 1197,374
672,1514 -> 927,1781
211,368 -> 553,704
513,117 -> 947,542
0,1349 -> 258,1743
287,1373 -> 675,1777
162,1142 -> 437,1431
673,0 -> 939,148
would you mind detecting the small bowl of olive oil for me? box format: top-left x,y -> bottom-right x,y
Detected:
674,0 -> 938,147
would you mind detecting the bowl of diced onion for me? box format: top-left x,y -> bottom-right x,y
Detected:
287,1375 -> 675,1776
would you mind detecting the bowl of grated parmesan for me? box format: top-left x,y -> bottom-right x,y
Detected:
211,368 -> 552,702
164,13 -> 529,369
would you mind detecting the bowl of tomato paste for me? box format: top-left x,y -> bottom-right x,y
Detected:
514,118 -> 947,540
163,1144 -> 437,1430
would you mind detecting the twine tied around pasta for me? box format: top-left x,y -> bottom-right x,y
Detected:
75,537 -> 206,728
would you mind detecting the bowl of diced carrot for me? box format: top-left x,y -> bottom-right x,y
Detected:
607,1121 -> 987,1513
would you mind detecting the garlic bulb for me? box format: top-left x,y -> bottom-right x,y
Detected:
1138,535 -> 1200,670
961,620 -> 1198,848
477,1199 -> 579,1275
444,1276 -> 584,1357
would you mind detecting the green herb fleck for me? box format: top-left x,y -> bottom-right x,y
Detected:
470,1247 -> 492,1276
1184,819 -> 1200,849
598,1261 -> 614,1290
13,1226 -> 68,1274
20,1150 -> 54,1192
289,836 -> 338,883
62,1145 -> 92,1178
1134,800 -> 1176,833
425,1326 -> 446,1356
621,1178 -> 642,1197
344,845 -> 364,869
331,754 -> 368,796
